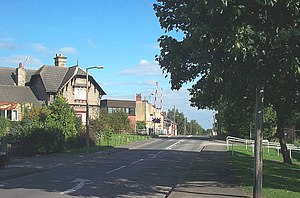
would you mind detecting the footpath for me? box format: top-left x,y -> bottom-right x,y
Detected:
168,144 -> 250,198
0,139 -> 250,198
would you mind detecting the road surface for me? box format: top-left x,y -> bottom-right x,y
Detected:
0,135 -> 214,198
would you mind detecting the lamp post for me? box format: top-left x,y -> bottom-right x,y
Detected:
86,65 -> 104,153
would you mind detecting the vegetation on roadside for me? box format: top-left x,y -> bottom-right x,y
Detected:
154,0 -> 300,164
166,108 -> 205,135
0,116 -> 10,137
4,94 -> 149,156
68,134 -> 150,153
229,146 -> 300,198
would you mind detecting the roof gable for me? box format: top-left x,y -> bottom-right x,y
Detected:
33,65 -> 68,92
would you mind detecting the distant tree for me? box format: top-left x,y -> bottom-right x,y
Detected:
167,108 -> 186,134
187,120 -> 204,135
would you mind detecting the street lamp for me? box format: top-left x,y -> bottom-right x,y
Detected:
86,65 -> 104,153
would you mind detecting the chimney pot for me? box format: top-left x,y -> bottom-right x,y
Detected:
136,93 -> 142,101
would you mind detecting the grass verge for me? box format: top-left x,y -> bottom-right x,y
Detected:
69,134 -> 150,153
229,145 -> 300,198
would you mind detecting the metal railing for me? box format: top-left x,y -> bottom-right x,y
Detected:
226,136 -> 300,159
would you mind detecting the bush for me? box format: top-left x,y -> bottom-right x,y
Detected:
0,116 -> 10,137
13,122 -> 66,155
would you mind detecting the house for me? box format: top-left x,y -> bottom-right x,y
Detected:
0,54 -> 106,122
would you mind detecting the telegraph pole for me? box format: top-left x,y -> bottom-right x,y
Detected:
173,105 -> 176,135
253,87 -> 264,198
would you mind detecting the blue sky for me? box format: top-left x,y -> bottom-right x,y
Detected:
0,0 -> 213,129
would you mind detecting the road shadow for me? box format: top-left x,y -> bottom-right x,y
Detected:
0,143 -> 247,198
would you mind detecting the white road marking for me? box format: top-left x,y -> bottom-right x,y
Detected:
130,159 -> 144,165
60,178 -> 90,195
105,165 -> 126,174
148,154 -> 157,159
166,139 -> 184,150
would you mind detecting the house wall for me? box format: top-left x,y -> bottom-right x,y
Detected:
0,102 -> 34,121
62,76 -> 101,121
62,76 -> 100,106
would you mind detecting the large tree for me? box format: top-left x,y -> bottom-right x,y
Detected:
154,0 -> 300,163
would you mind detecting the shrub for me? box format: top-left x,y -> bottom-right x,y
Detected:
13,122 -> 65,155
0,116 -> 10,137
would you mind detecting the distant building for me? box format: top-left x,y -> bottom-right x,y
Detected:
101,94 -> 177,135
0,54 -> 106,122
100,99 -> 136,125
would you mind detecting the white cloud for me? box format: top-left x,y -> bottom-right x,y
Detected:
0,55 -> 42,68
0,37 -> 15,42
0,42 -> 19,50
87,39 -> 96,48
58,47 -> 78,54
119,59 -> 163,76
30,43 -> 49,53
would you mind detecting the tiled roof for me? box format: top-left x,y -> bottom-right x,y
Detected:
0,67 -> 36,86
58,66 -> 78,90
1,64 -> 106,101
101,99 -> 136,108
33,65 -> 68,92
0,85 -> 41,106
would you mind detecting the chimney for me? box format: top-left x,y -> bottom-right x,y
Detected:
17,62 -> 26,86
136,93 -> 142,101
54,53 -> 67,67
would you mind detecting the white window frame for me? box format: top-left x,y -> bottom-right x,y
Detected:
74,87 -> 86,100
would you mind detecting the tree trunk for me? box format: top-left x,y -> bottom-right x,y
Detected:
276,115 -> 292,164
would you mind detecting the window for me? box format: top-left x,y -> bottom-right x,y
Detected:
0,110 -> 17,121
6,110 -> 12,120
129,108 -> 135,115
0,110 -> 5,117
74,87 -> 86,100
12,110 -> 18,121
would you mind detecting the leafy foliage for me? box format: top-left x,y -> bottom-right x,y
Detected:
10,121 -> 65,155
47,94 -> 77,139
0,116 -> 10,137
136,121 -> 146,129
154,0 -> 300,163
90,108 -> 131,145
166,108 -> 204,134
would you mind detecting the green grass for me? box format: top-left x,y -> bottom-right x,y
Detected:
229,145 -> 300,198
69,134 -> 150,153
99,134 -> 150,147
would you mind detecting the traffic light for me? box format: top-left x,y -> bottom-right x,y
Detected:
152,118 -> 161,123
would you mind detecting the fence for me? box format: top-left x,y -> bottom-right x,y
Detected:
226,136 -> 300,159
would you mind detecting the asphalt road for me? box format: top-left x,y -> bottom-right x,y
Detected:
0,135 -> 212,198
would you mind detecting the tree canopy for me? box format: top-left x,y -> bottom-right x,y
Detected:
154,0 -> 300,163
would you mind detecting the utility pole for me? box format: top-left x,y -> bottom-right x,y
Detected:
173,105 -> 176,135
253,87 -> 264,198
184,117 -> 187,135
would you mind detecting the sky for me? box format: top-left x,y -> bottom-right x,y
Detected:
0,0 -> 213,129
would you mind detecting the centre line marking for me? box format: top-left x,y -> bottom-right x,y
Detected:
166,139 -> 184,150
105,165 -> 126,174
130,159 -> 144,165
